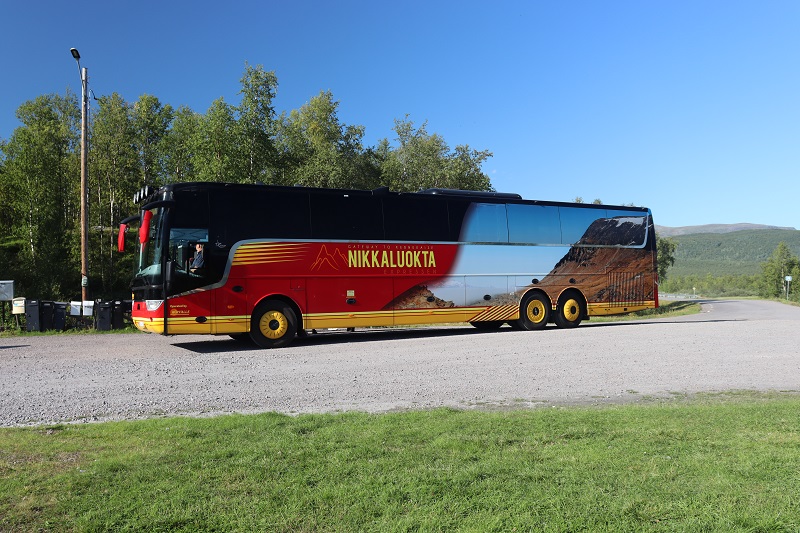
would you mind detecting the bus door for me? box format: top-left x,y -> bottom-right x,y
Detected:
166,289 -> 213,335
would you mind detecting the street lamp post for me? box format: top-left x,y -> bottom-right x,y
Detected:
70,48 -> 89,302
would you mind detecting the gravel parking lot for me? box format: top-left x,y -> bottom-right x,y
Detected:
1,299 -> 799,426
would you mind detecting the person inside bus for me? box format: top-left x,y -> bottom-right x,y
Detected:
190,242 -> 205,273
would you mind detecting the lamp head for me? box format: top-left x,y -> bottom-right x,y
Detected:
70,48 -> 81,60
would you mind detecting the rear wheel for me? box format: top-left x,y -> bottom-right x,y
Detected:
554,292 -> 583,328
511,292 -> 550,331
249,299 -> 298,348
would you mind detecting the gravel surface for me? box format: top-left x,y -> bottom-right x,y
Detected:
2,299 -> 799,426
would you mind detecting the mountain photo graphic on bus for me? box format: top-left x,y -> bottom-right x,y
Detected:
118,183 -> 658,348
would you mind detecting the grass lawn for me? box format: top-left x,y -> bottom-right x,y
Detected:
2,393 -> 799,531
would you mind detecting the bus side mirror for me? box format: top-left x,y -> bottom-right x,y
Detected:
139,210 -> 152,244
118,223 -> 127,252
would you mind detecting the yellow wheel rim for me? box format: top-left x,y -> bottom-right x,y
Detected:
562,298 -> 580,322
259,310 -> 289,339
526,299 -> 547,324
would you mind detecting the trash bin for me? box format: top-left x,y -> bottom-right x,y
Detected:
25,300 -> 41,332
112,300 -> 125,330
40,301 -> 54,331
96,301 -> 112,331
53,302 -> 67,331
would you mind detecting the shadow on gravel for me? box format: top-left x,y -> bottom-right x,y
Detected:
585,318 -> 743,328
172,315 -> 745,353
0,345 -> 30,350
172,327 -> 500,353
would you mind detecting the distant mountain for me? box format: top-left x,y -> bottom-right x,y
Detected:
666,228 -> 800,277
656,223 -> 796,237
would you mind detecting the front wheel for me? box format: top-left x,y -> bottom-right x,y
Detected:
554,293 -> 583,328
511,292 -> 550,331
250,299 -> 298,348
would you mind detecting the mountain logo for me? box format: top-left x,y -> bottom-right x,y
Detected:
310,245 -> 348,271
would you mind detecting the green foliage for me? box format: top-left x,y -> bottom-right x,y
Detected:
131,94 -> 173,186
668,229 -> 800,277
2,398 -> 800,530
193,97 -> 240,183
0,65 -> 494,300
278,90 -> 378,189
237,63 -> 279,183
655,233 -> 676,281
759,242 -> 800,299
91,93 -> 140,296
660,272 -> 762,298
0,93 -> 80,298
660,235 -> 800,301
379,117 -> 493,192
163,105 -> 200,182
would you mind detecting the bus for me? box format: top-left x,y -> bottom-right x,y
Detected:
119,182 -> 658,348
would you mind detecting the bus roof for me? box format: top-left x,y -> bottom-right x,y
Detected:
134,182 -> 650,212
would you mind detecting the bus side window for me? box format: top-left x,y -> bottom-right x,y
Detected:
383,196 -> 449,242
559,207 -> 607,245
560,207 -> 648,247
459,203 -> 509,243
310,193 -> 384,241
605,210 -> 648,246
215,190 -> 311,242
507,204 -> 561,245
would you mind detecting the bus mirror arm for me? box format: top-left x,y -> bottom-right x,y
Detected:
165,260 -> 175,294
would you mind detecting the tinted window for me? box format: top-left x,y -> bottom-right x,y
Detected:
507,204 -> 562,245
559,207 -> 607,245
383,196 -> 450,241
214,189 -> 311,243
560,207 -> 648,246
459,203 -> 508,243
310,193 -> 384,240
447,199 -> 472,242
172,190 -> 210,229
599,209 -> 648,246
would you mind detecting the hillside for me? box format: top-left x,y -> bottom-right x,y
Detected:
666,229 -> 800,277
656,223 -> 796,237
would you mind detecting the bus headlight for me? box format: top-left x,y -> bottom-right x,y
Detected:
145,300 -> 164,312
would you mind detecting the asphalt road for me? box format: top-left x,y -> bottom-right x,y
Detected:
1,299 -> 799,426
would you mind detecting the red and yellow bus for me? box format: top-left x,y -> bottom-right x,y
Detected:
120,183 -> 658,348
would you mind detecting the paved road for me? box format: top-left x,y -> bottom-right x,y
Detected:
1,299 -> 799,426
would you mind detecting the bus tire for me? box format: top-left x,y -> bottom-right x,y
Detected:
554,291 -> 583,329
250,299 -> 298,348
512,291 -> 550,331
470,320 -> 504,330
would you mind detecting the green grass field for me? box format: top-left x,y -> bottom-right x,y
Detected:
2,393 -> 799,531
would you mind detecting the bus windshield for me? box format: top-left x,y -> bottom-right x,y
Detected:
135,206 -> 168,286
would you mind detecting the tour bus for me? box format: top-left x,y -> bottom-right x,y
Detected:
119,182 -> 658,348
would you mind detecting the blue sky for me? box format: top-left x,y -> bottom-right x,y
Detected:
2,0 -> 798,229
